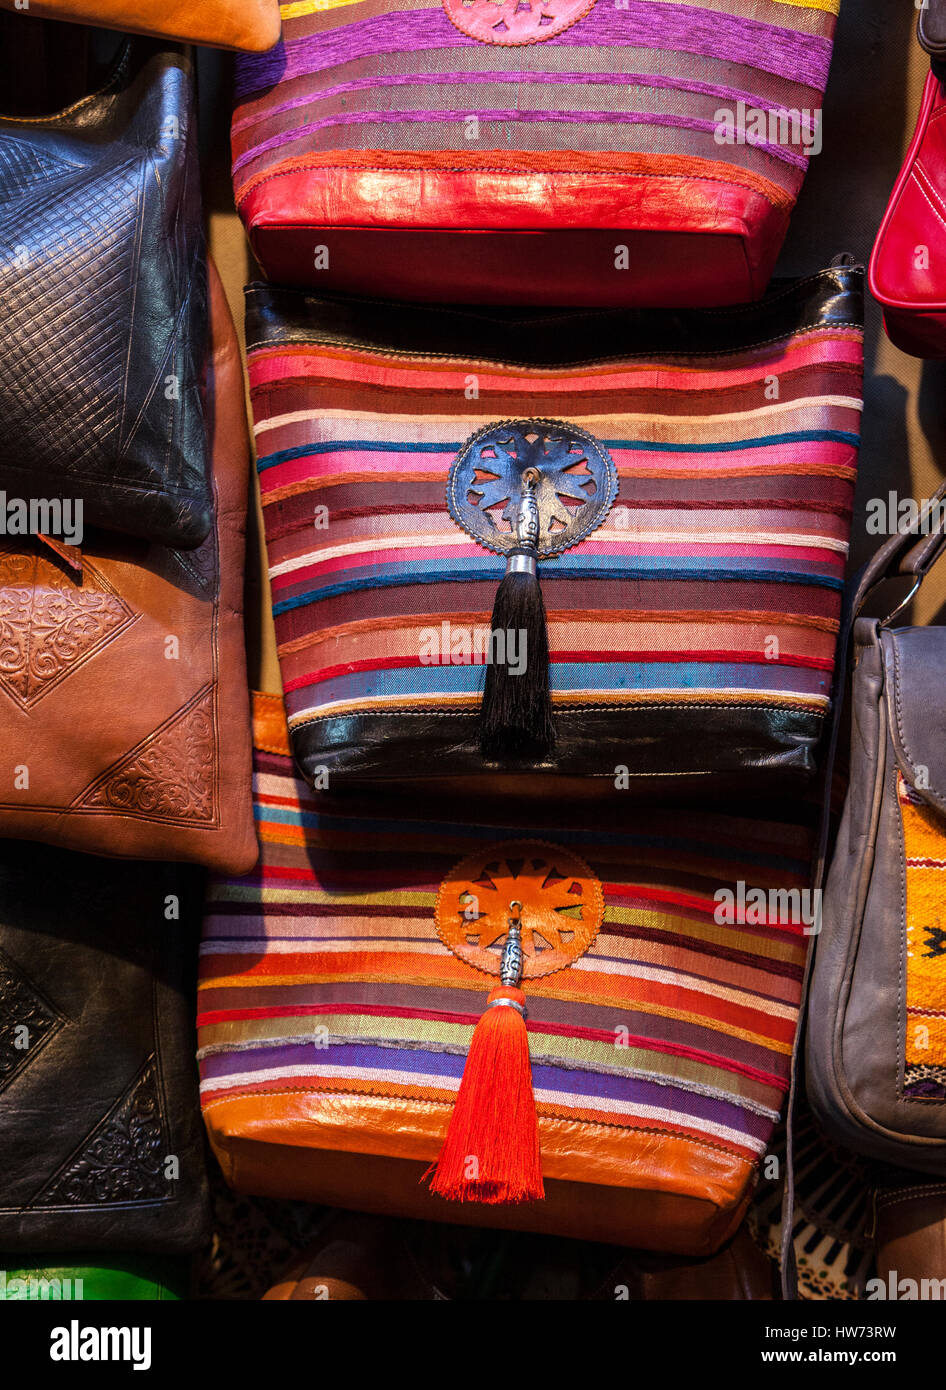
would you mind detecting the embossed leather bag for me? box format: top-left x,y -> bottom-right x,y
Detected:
0,843 -> 208,1253
200,693 -> 814,1254
0,0 -> 281,52
245,264 -> 863,791
231,0 -> 839,306
0,40 -> 212,547
0,260 -> 256,875
806,485 -> 946,1173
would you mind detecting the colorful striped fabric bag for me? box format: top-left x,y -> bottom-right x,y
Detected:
245,262 -> 863,788
199,692 -> 816,1251
231,0 -> 840,305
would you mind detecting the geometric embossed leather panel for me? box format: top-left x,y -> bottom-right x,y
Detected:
0,133 -> 77,205
0,549 -> 135,710
0,842 -> 209,1250
0,43 -> 212,547
0,154 -> 141,481
29,1058 -> 171,1209
72,683 -> 217,824
0,947 -> 64,1095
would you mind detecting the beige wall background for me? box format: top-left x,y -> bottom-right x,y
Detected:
198,0 -> 945,694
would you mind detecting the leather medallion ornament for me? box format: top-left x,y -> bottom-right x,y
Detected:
447,419 -> 617,762
429,838 -> 601,1204
436,839 -> 602,980
443,0 -> 596,45
447,419 -> 617,560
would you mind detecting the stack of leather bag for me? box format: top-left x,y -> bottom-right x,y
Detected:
3,0 -> 946,1305
216,0 -> 850,1295
0,18 -> 263,1298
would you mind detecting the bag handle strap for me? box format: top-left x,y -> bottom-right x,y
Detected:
849,477 -> 946,619
780,476 -> 946,1298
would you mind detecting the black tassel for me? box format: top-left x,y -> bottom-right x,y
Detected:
479,547 -> 554,763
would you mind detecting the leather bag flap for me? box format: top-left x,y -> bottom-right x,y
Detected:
882,626 -> 946,814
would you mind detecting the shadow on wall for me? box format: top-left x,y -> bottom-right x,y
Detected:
919,355 -> 946,623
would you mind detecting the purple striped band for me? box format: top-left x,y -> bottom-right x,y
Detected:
232,107 -> 811,174
235,2 -> 834,101
232,70 -> 822,138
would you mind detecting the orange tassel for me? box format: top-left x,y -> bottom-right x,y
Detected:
427,983 -> 544,1204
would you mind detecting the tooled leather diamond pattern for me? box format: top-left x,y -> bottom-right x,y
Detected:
0,156 -> 142,479
0,134 -> 78,205
73,683 -> 218,824
0,548 -> 136,710
30,1057 -> 171,1208
0,947 -> 64,1094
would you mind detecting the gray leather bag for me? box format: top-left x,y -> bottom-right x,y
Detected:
806,490 -> 946,1173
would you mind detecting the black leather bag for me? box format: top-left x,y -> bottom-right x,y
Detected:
0,38 -> 211,548
0,841 -> 209,1252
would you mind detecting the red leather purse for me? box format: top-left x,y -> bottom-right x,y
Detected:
870,10 -> 946,357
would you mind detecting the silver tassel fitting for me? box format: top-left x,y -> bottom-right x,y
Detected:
500,917 -> 524,987
506,468 -> 539,577
488,903 -> 527,1017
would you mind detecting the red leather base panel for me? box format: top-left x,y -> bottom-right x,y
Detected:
240,152 -> 791,304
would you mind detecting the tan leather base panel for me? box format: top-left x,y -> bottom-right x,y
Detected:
205,1089 -> 754,1256
210,1134 -> 749,1257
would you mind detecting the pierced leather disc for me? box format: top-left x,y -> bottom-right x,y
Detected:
436,838 -> 603,980
447,418 -> 618,559
443,0 -> 597,45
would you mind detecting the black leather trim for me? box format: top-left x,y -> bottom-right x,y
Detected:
245,266 -> 864,367
291,705 -> 825,795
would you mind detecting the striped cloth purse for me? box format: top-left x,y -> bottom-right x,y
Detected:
199,692 -> 815,1251
245,263 -> 863,789
231,0 -> 839,305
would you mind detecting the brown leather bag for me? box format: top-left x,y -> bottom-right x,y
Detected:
874,1184 -> 946,1295
0,260 -> 257,875
0,0 -> 281,51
